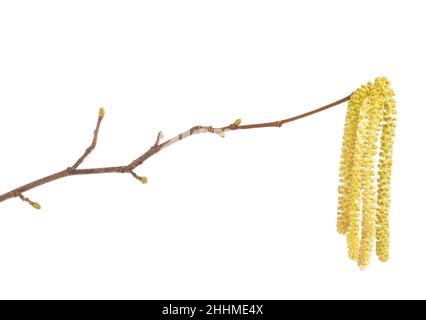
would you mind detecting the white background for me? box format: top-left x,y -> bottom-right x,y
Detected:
0,0 -> 424,300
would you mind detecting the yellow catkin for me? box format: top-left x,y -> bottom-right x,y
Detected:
337,90 -> 362,234
345,83 -> 372,260
337,76 -> 396,269
357,81 -> 384,269
376,78 -> 396,262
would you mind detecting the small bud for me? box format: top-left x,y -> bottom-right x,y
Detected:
99,107 -> 105,118
139,176 -> 148,184
233,118 -> 242,126
159,131 -> 165,139
219,131 -> 225,138
32,202 -> 41,210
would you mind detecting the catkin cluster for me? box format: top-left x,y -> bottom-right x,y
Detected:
337,77 -> 396,269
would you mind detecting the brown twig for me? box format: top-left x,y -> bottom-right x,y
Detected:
16,192 -> 41,209
154,131 -> 164,147
0,94 -> 352,208
71,107 -> 105,169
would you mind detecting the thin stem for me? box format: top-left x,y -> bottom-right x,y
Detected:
154,131 -> 164,147
71,109 -> 105,169
0,94 -> 351,207
16,192 -> 40,209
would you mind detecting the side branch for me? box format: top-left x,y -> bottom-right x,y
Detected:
71,107 -> 105,169
0,94 -> 351,208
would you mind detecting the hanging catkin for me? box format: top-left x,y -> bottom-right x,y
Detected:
337,77 -> 396,269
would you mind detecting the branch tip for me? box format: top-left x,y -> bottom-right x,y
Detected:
32,202 -> 42,210
99,107 -> 105,118
154,131 -> 165,146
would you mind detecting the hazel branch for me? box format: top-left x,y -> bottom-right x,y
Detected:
0,94 -> 352,208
